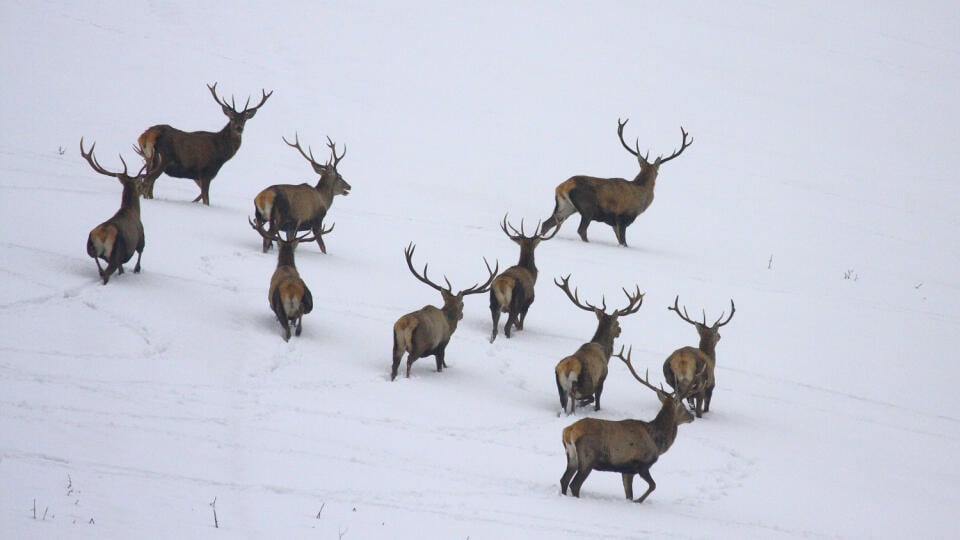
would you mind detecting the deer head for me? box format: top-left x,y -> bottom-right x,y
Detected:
617,119 -> 692,183
668,295 -> 736,353
554,274 -> 644,347
208,82 -> 273,136
283,132 -> 351,196
403,243 -> 498,318
614,345 -> 704,422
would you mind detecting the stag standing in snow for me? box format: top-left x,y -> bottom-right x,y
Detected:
560,346 -> 704,503
541,119 -> 691,246
662,296 -> 735,417
253,133 -> 350,253
249,218 -> 330,341
138,82 -> 272,205
488,215 -> 557,343
81,139 -> 159,285
392,243 -> 497,380
554,275 -> 644,414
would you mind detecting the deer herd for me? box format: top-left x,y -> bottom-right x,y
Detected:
80,83 -> 735,505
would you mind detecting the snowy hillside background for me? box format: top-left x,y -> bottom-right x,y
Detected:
2,1 -> 959,538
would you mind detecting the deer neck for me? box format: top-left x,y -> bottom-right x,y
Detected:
218,123 -> 243,158
517,246 -> 537,276
440,300 -> 463,330
276,244 -> 297,268
650,402 -> 681,455
631,167 -> 658,188
120,182 -> 141,216
590,321 -> 617,358
698,336 -> 718,364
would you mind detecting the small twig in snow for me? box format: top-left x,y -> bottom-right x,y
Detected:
316,502 -> 325,519
339,526 -> 349,539
210,497 -> 219,529
767,254 -> 773,270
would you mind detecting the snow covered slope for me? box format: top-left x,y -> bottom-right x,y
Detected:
2,2 -> 958,538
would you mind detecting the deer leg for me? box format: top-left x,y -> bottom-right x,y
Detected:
390,347 -> 403,381
633,468 -> 656,503
560,457 -> 578,495
504,312 -> 517,338
133,249 -> 143,273
694,393 -> 703,418
405,354 -> 416,378
435,348 -> 447,372
101,261 -> 119,285
613,222 -> 629,247
570,466 -> 592,498
622,473 -> 636,500
593,380 -> 605,411
704,384 -> 715,413
93,257 -> 105,277
489,302 -> 501,343
140,169 -> 160,199
313,224 -> 328,254
517,298 -> 533,330
576,214 -> 592,242
295,315 -> 303,337
281,319 -> 291,342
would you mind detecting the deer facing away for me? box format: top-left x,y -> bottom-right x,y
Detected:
253,133 -> 350,253
560,346 -> 704,503
248,218 -> 330,341
553,275 -> 644,415
81,138 -> 158,285
138,82 -> 272,205
488,215 -> 557,343
392,243 -> 497,381
662,296 -> 735,417
541,119 -> 691,246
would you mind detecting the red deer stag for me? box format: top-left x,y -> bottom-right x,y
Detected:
248,218 -> 331,341
488,215 -> 557,343
138,82 -> 272,205
253,133 -> 350,253
554,275 -> 644,414
392,243 -> 498,381
663,296 -> 735,417
81,138 -> 158,285
541,119 -> 692,246
560,345 -> 704,503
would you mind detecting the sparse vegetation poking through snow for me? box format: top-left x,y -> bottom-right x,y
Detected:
209,497 -> 218,529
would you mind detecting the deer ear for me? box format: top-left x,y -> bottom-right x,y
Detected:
244,108 -> 258,119
221,104 -> 233,117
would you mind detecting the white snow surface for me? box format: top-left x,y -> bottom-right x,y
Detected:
2,2 -> 959,538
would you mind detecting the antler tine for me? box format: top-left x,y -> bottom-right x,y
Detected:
657,126 -> 693,164
403,243 -> 448,294
668,295 -> 700,326
614,345 -> 664,395
614,285 -> 645,317
617,118 -> 641,158
713,299 -> 736,328
459,257 -> 499,296
244,88 -> 273,113
283,132 -> 321,168
248,216 -> 279,242
554,275 -> 603,313
326,136 -> 346,167
79,138 -> 119,178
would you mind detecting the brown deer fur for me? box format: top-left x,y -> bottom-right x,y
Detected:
488,216 -> 556,343
392,243 -> 497,381
553,275 -> 644,414
138,83 -> 272,205
81,139 -> 157,285
253,134 -> 350,253
560,347 -> 701,503
541,119 -> 691,246
662,296 -> 735,417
